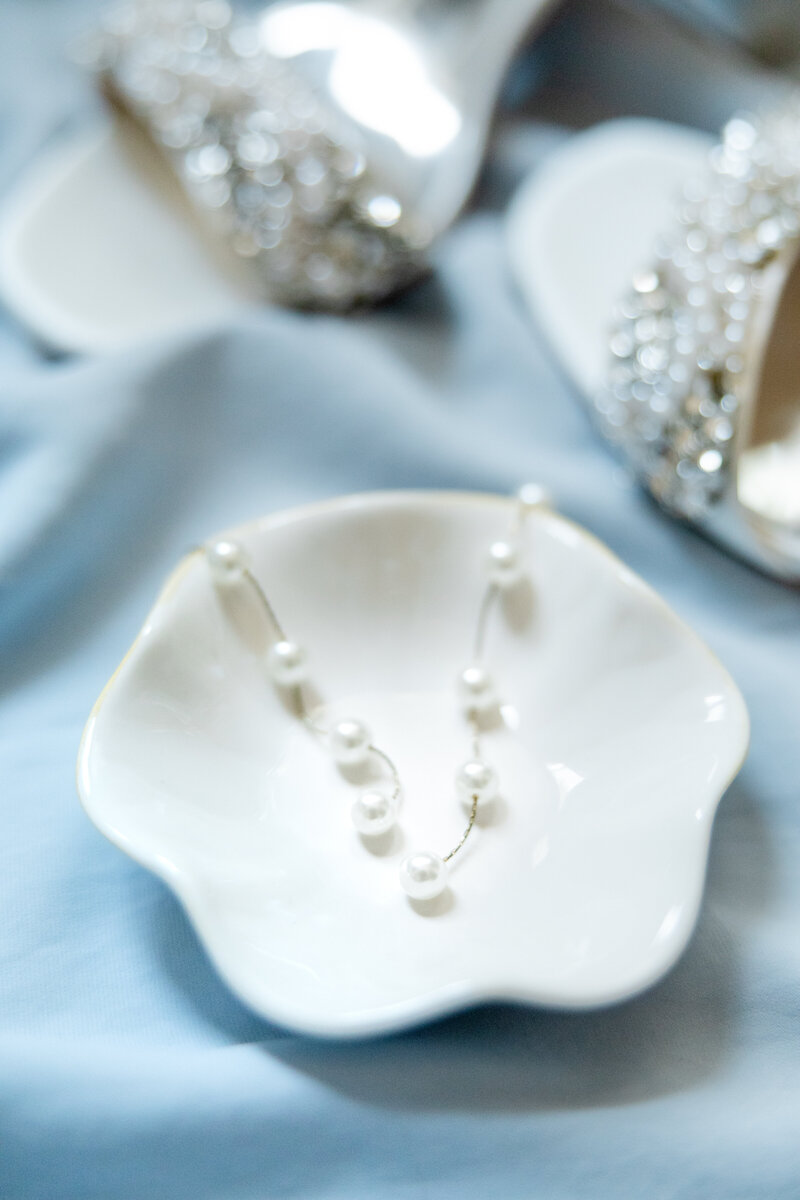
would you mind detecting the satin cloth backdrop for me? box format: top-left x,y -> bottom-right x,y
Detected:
1,2 -> 799,1198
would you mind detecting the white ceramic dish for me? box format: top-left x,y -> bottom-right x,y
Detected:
77,491 -> 749,1038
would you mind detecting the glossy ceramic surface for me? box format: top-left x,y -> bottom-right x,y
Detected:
77,491 -> 749,1037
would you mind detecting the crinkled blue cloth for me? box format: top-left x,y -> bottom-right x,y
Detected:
2,3 -> 799,1198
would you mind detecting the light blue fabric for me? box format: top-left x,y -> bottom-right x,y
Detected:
2,3 -> 800,1198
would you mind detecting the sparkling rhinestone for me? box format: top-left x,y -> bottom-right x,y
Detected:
187,142 -> 231,177
634,316 -> 658,341
756,218 -> 783,248
363,194 -> 402,228
707,416 -> 734,442
335,148 -> 366,178
266,181 -> 293,208
261,206 -> 290,231
610,332 -> 634,358
231,231 -> 260,257
618,296 -> 643,320
255,163 -> 284,187
180,24 -> 208,53
197,2 -> 232,31
638,344 -> 669,372
298,187 -> 330,215
237,132 -> 279,165
197,177 -> 231,207
726,300 -> 749,322
295,155 -> 327,187
255,227 -> 282,250
739,239 -> 765,265
643,287 -> 668,311
632,270 -> 660,294
247,109 -> 281,134
698,449 -> 724,473
160,114 -> 200,148
725,117 -> 757,151
228,25 -> 261,57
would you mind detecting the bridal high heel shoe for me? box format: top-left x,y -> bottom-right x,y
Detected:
0,0 -> 558,352
508,93 -> 800,582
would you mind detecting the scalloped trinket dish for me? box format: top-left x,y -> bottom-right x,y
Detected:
77,491 -> 749,1038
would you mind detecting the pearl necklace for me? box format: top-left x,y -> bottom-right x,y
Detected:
204,484 -> 549,902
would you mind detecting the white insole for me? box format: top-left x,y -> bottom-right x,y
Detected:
0,112 -> 258,355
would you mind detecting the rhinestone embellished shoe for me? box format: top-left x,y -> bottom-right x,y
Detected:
508,93 -> 800,581
88,0 -> 430,311
0,0 -> 558,352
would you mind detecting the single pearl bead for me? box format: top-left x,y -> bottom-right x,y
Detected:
206,538 -> 248,586
352,789 -> 396,836
455,759 -> 498,808
517,482 -> 551,512
487,539 -> 522,589
457,664 -> 497,713
399,852 -> 448,900
330,718 -> 372,766
267,639 -> 308,687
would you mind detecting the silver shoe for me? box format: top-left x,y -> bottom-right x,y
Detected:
81,0 -> 557,311
595,96 -> 800,581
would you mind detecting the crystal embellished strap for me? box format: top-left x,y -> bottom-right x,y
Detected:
596,96 -> 800,522
83,0 -> 429,309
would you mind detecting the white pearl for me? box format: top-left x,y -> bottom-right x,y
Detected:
399,852 -> 448,900
517,482 -> 551,512
487,539 -> 522,588
455,759 -> 498,808
206,538 -> 248,586
330,718 -> 372,766
267,640 -> 308,687
352,789 -> 396,836
457,664 -> 497,713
